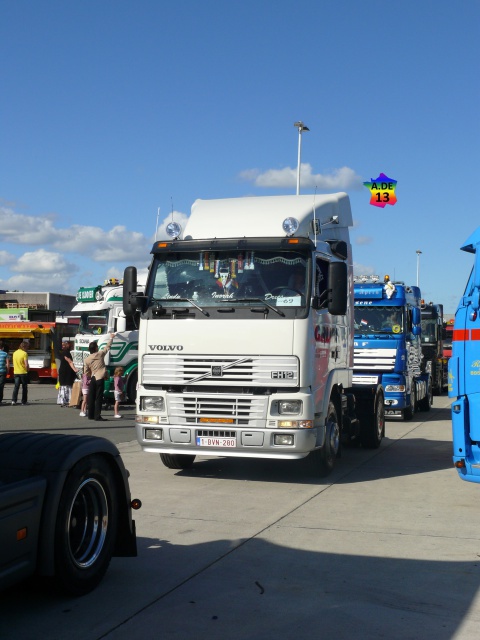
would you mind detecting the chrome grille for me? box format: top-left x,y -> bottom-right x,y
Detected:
353,348 -> 396,372
196,430 -> 236,438
167,394 -> 268,427
143,354 -> 298,387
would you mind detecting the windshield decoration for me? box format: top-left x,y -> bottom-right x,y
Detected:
153,251 -> 308,308
384,275 -> 396,299
217,267 -> 238,294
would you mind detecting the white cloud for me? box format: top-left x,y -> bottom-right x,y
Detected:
0,250 -> 16,266
0,205 -> 155,264
0,204 -> 189,294
239,164 -> 363,190
11,248 -> 78,275
353,263 -> 376,277
355,236 -> 373,245
3,254 -> 77,290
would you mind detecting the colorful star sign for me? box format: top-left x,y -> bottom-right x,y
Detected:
363,173 -> 397,208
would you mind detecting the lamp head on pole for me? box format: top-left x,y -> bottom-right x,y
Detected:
294,121 -> 310,133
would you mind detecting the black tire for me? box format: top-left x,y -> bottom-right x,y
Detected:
403,387 -> 416,421
54,455 -> 118,596
360,393 -> 385,449
160,453 -> 196,469
418,380 -> 433,412
307,401 -> 340,477
126,369 -> 138,404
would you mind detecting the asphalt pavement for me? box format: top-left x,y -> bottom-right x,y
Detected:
2,384 -> 480,640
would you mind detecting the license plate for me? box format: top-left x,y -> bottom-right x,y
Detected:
196,436 -> 236,448
385,410 -> 401,416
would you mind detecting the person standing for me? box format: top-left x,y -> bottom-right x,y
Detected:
84,333 -> 115,421
57,338 -> 78,407
12,341 -> 29,405
113,366 -> 125,419
79,371 -> 91,417
0,341 -> 10,405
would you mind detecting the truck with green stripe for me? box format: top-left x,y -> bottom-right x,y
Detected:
72,278 -> 144,403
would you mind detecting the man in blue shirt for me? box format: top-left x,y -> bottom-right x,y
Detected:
0,341 -> 10,405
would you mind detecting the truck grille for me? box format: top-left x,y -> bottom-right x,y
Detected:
167,394 -> 268,427
143,354 -> 298,387
353,348 -> 396,371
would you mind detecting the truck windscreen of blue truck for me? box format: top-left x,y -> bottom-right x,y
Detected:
354,306 -> 404,334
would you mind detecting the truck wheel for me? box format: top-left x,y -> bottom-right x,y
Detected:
360,394 -> 385,449
307,401 -> 340,477
418,380 -> 432,412
126,370 -> 138,404
160,453 -> 196,469
54,455 -> 118,596
403,387 -> 416,420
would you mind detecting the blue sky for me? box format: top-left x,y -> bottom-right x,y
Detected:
1,0 -> 478,314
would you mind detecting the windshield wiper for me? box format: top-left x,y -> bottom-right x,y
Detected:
217,298 -> 285,317
150,297 -> 210,317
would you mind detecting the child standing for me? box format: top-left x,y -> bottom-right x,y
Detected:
79,371 -> 91,417
113,366 -> 125,419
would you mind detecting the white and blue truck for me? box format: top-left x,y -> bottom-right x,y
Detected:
450,226 -> 480,482
123,193 -> 385,477
353,276 -> 432,420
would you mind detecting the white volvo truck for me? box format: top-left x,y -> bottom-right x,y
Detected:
123,194 -> 384,476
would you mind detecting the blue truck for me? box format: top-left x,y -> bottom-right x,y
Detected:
450,227 -> 480,483
353,276 -> 432,420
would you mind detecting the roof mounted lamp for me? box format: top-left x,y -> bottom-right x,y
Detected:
282,217 -> 300,236
166,221 -> 182,239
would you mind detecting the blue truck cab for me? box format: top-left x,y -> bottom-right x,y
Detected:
450,227 -> 480,483
353,276 -> 432,420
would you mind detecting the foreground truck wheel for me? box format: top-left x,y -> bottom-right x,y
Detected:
160,453 -> 196,469
54,455 -> 118,596
307,401 -> 340,477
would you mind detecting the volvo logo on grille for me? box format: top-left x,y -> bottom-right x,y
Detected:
149,345 -> 184,351
212,366 -> 223,377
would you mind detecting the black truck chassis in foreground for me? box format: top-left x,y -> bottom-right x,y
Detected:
0,432 -> 139,596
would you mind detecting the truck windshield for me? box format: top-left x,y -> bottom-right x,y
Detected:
420,318 -> 437,343
354,306 -> 404,334
78,311 -> 109,335
148,250 -> 308,308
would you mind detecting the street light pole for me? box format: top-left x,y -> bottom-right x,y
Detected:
294,121 -> 309,195
155,207 -> 161,240
416,250 -> 422,287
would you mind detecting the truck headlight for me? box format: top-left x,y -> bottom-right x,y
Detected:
140,396 -> 165,412
278,400 -> 302,415
384,385 -> 406,392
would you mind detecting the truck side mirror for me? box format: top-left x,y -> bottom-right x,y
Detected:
412,307 -> 420,325
123,266 -> 138,316
116,317 -> 126,333
412,325 -> 421,336
327,261 -> 348,316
